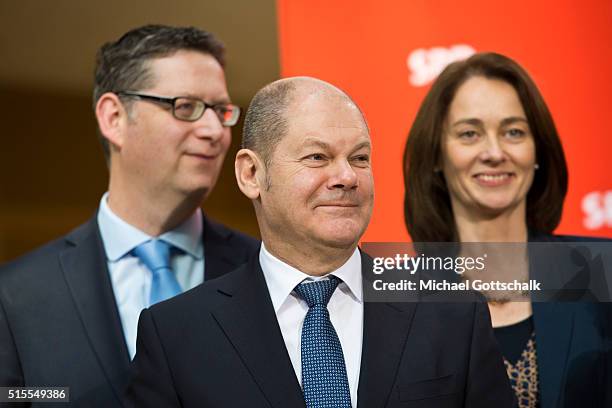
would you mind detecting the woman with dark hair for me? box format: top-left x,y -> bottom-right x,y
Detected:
403,52 -> 610,408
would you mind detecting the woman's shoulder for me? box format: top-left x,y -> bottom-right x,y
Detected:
529,232 -> 612,243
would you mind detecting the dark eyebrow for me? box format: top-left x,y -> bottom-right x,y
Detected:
451,117 -> 529,128
500,116 -> 529,127
451,118 -> 483,127
180,93 -> 231,105
301,138 -> 331,150
352,141 -> 372,152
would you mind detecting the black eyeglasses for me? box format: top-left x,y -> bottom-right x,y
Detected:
115,91 -> 241,126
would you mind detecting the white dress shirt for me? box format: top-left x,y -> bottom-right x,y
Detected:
259,243 -> 363,408
97,193 -> 204,359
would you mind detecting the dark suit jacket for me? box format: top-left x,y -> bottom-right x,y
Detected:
0,215 -> 259,407
528,233 -> 612,408
125,253 -> 515,408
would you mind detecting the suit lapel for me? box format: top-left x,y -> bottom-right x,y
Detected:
532,302 -> 574,408
211,257 -> 305,408
59,218 -> 130,400
357,254 -> 418,408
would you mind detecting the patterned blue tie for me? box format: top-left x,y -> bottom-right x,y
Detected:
132,240 -> 182,306
294,276 -> 352,408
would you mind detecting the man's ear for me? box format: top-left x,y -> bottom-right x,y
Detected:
95,92 -> 128,149
235,149 -> 265,200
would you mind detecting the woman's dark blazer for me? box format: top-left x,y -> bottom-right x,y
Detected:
528,233 -> 612,408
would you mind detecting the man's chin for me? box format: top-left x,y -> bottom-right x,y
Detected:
175,183 -> 211,202
315,226 -> 365,250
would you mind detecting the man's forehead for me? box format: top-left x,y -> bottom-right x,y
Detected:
143,51 -> 229,97
292,84 -> 353,107
290,105 -> 367,131
299,137 -> 371,151
146,51 -> 223,77
284,117 -> 371,151
288,87 -> 364,119
281,90 -> 369,147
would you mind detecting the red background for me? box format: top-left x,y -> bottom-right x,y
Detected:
277,0 -> 612,241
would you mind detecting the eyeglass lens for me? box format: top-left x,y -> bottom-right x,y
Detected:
173,97 -> 239,125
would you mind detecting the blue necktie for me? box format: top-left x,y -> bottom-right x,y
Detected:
132,240 -> 182,306
294,276 -> 352,408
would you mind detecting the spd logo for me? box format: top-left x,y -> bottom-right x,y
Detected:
407,45 -> 476,87
582,190 -> 612,230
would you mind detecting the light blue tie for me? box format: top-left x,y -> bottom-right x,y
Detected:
294,276 -> 352,408
132,240 -> 182,306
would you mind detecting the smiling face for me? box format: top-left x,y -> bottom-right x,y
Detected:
257,89 -> 374,252
117,50 -> 231,202
442,76 -> 536,219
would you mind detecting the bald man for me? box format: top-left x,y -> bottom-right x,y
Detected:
124,77 -> 515,408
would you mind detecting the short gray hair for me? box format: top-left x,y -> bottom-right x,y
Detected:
241,79 -> 296,168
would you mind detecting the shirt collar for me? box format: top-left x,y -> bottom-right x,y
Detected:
97,192 -> 203,261
259,242 -> 363,313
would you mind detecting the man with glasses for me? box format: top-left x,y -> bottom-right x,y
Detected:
0,25 -> 258,406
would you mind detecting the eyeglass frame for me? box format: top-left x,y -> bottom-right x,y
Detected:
114,91 -> 241,126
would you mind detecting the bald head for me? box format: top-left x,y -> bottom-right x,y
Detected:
242,76 -> 367,167
235,76 -> 374,273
